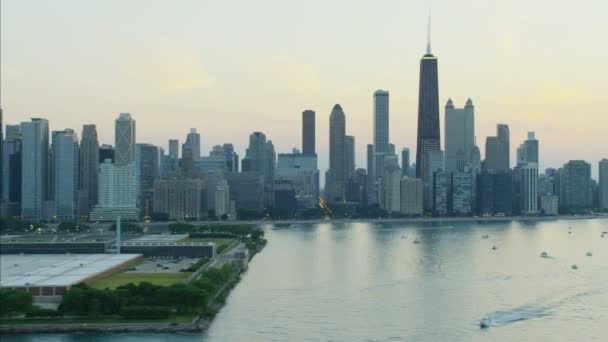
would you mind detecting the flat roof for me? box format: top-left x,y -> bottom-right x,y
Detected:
0,254 -> 141,288
1,234 -> 116,243
125,234 -> 188,243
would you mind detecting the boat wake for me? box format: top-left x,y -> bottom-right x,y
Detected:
477,288 -> 602,329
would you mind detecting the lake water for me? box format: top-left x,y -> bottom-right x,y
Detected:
5,218 -> 608,341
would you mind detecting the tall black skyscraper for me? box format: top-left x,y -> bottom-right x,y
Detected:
302,110 -> 315,155
415,19 -> 440,184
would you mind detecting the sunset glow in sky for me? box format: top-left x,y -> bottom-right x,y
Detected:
1,0 -> 606,177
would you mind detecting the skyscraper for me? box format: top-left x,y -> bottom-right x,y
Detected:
20,118 -> 49,222
400,177 -> 423,216
115,113 -> 136,165
515,132 -> 539,214
326,104 -> 346,202
184,128 -> 201,162
168,139 -> 179,171
52,129 -> 79,222
302,110 -> 315,155
401,148 -> 410,176
79,124 -> 99,216
380,155 -> 401,214
136,143 -> 160,217
485,124 -> 510,172
415,21 -> 441,184
559,160 -> 592,210
444,98 -> 475,172
366,144 -> 376,204
2,125 -> 21,205
600,159 -> 608,209
344,135 -> 355,181
373,90 -> 390,153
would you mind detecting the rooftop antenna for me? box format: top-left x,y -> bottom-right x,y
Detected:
426,10 -> 432,55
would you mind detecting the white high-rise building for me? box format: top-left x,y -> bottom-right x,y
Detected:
52,129 -> 79,222
21,118 -> 49,222
517,132 -> 539,214
380,155 -> 401,214
90,160 -> 139,221
444,98 -> 475,172
114,113 -> 136,165
215,178 -> 230,217
400,176 -> 423,216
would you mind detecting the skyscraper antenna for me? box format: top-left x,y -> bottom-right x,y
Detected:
426,10 -> 432,55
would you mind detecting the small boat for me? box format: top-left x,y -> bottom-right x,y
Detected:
479,318 -> 490,329
492,245 -> 498,250
413,239 -> 420,244
540,252 -> 549,258
481,235 -> 489,239
586,252 -> 592,257
571,264 -> 578,270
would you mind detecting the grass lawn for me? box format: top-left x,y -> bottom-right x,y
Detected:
90,272 -> 189,289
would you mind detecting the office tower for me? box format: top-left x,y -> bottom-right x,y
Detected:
115,113 -> 136,165
215,178 -> 231,218
20,118 -> 49,222
559,160 -> 592,210
273,180 -> 297,216
52,129 -> 79,222
517,132 -> 539,164
515,132 -> 539,214
484,124 -> 510,172
0,108 -> 2,199
433,170 -> 451,216
477,169 -> 513,216
302,110 -> 316,155
600,159 -> 608,208
380,157 -> 401,214
99,144 -> 114,163
425,150 -> 444,211
181,141 -> 195,174
351,168 -> 368,206
276,152 -> 319,209
415,22 -> 441,184
344,135 -> 355,180
2,125 -> 21,204
90,160 -> 139,221
373,90 -> 390,153
400,177 -> 423,216
401,148 -> 410,176
184,128 -> 201,162
452,172 -> 473,215
153,178 -> 206,221
243,132 -> 275,184
366,144 -> 376,204
226,172 -> 265,213
79,125 -> 99,216
326,104 -> 346,202
168,139 -> 179,171
136,143 -> 160,217
223,143 -> 239,172
444,98 -> 475,172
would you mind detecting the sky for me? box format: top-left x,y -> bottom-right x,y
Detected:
1,0 -> 607,179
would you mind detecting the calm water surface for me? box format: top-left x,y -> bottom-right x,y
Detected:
6,218 -> 608,341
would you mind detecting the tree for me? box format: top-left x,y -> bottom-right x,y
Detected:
0,289 -> 33,317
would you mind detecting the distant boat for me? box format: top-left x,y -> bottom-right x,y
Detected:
492,245 -> 498,250
586,252 -> 592,257
413,239 -> 421,244
540,252 -> 549,258
482,235 -> 489,239
571,264 -> 578,270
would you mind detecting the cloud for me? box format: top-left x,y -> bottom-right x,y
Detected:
126,47 -> 212,92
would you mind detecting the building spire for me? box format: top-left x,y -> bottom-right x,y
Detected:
426,11 -> 432,55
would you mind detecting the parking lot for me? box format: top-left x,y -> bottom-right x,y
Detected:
125,257 -> 202,273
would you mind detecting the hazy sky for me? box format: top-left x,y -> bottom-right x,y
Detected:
1,0 -> 606,178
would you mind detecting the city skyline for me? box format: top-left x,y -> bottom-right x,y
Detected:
1,1 -> 607,179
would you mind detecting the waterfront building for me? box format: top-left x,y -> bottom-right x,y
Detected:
273,180 -> 297,216
380,156 -> 401,214
540,195 -> 559,215
114,113 -> 136,165
78,125 -> 99,217
302,110 -> 315,155
52,129 -> 79,222
2,125 -> 21,206
344,135 -> 355,181
559,160 -> 592,210
452,171 -> 473,215
276,152 -> 319,209
433,170 -> 451,216
477,168 -> 513,216
415,26 -> 441,186
373,90 -> 390,154
153,178 -> 206,221
400,177 -> 423,216
20,118 -> 49,222
600,159 -> 608,209
136,143 -> 160,217
425,150 -> 444,211
484,124 -> 510,172
366,144 -> 376,204
326,104 -> 347,202
444,98 -> 475,172
215,178 -> 230,218
514,132 -> 539,215
225,172 -> 265,213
